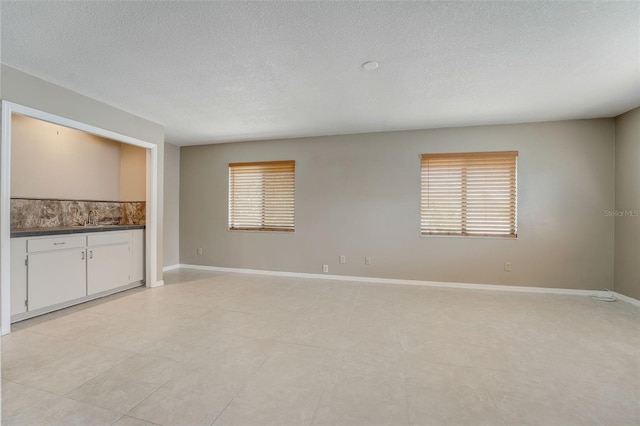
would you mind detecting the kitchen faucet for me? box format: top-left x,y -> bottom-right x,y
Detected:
86,210 -> 97,226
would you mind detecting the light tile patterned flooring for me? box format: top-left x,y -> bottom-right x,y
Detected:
2,269 -> 639,426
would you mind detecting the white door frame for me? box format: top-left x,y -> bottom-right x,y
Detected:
0,100 -> 161,335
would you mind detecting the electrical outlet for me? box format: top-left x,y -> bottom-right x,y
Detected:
322,264 -> 329,273
197,247 -> 203,255
365,256 -> 371,265
504,261 -> 511,272
339,255 -> 346,264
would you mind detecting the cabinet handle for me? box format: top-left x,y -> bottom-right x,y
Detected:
81,251 -> 85,260
89,250 -> 93,259
53,242 -> 66,245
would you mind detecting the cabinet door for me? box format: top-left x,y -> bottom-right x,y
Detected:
11,238 -> 28,315
87,243 -> 130,295
28,249 -> 87,311
130,229 -> 145,283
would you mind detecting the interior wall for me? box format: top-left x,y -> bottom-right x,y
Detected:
11,114 -> 121,200
1,6 -> 4,419
180,119 -> 615,290
163,142 -> 180,267
1,64 -> 165,282
614,107 -> 640,300
120,143 -> 146,202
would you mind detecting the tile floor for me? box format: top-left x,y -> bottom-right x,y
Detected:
2,269 -> 639,426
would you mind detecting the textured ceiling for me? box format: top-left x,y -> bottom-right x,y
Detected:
2,1 -> 639,146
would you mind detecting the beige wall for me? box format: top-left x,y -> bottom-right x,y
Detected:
180,119 -> 615,290
614,107 -> 640,300
1,6 -> 4,417
2,65 -> 165,282
163,143 -> 180,267
120,143 -> 146,202
11,114 -> 122,200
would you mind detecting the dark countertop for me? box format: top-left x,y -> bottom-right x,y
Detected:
11,224 -> 145,238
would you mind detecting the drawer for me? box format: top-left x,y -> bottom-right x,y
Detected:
88,231 -> 129,246
27,235 -> 86,253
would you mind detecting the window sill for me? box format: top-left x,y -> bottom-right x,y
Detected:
229,228 -> 295,233
420,233 -> 517,240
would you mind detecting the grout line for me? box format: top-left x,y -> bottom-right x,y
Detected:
271,337 -> 326,350
62,351 -> 137,399
111,414 -> 162,425
110,414 -> 126,425
478,369 -> 509,426
2,378 -> 63,418
123,369 -> 179,423
308,284 -> 376,425
24,326 -> 141,360
393,286 -> 412,426
209,386 -> 245,426
309,387 -> 328,426
209,335 -> 280,426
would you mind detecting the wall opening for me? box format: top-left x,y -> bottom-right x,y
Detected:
1,101 -> 160,335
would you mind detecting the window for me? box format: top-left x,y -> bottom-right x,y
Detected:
229,160 -> 295,232
420,151 -> 518,238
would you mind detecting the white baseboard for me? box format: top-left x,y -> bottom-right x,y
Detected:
614,291 -> 640,307
149,279 -> 165,288
163,264 -> 180,272
176,264 -> 640,304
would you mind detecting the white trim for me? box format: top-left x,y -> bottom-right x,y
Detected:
1,101 -> 162,335
1,103 -> 13,335
150,279 -> 165,288
177,264 -> 618,298
163,264 -> 180,272
614,291 -> 640,307
6,103 -> 156,149
145,147 -> 159,290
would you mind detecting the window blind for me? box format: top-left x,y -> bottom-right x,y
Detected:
420,151 -> 518,237
229,160 -> 295,232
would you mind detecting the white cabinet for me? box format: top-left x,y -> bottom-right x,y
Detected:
10,228 -> 145,322
130,229 -> 145,283
10,238 -> 28,315
28,235 -> 85,252
87,231 -> 131,295
28,248 -> 87,311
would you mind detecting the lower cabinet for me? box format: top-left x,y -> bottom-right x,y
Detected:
28,248 -> 87,311
10,238 -> 28,316
130,229 -> 145,283
87,243 -> 130,295
10,229 -> 145,321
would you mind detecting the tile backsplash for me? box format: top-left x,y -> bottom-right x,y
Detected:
11,198 -> 146,229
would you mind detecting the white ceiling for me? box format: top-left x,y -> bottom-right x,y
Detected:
2,1 -> 639,146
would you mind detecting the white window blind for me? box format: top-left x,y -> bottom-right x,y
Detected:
420,151 -> 518,237
229,160 -> 295,232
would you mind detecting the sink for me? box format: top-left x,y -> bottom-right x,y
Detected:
74,224 -> 121,228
